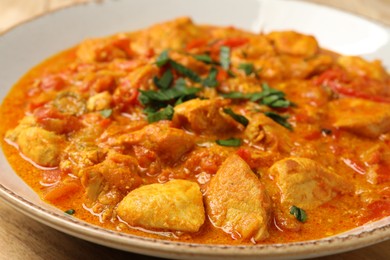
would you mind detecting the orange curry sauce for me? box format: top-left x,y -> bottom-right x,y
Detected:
1,17 -> 390,245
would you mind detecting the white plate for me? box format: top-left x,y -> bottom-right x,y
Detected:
0,0 -> 389,259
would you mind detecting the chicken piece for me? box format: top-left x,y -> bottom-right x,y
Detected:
337,56 -> 388,82
123,64 -> 159,90
269,157 -> 353,209
329,98 -> 390,138
80,152 -> 142,199
77,36 -> 132,63
87,91 -> 112,111
117,180 -> 205,232
244,114 -> 292,153
267,31 -> 319,58
232,35 -> 275,59
281,54 -> 333,79
172,98 -> 242,134
205,154 -> 271,242
6,122 -> 64,167
116,121 -> 195,162
131,17 -> 201,54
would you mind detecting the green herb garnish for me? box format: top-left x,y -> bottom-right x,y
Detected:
216,138 -> 242,147
139,78 -> 200,121
222,83 -> 294,108
193,54 -> 213,64
146,105 -> 174,123
170,60 -> 201,83
290,205 -> 307,222
153,69 -> 173,89
264,111 -> 293,131
220,46 -> 231,71
156,49 -> 170,67
139,82 -> 200,104
65,209 -> 75,215
99,109 -> 112,118
238,63 -> 254,75
223,108 -> 249,127
203,66 -> 218,87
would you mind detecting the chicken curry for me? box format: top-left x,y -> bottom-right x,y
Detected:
1,17 -> 390,244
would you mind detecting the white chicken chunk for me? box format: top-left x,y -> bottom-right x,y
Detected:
131,17 -> 201,55
117,180 -> 205,232
87,91 -> 112,111
269,157 -> 353,209
244,114 -> 292,153
172,98 -> 241,134
267,31 -> 319,58
329,98 -> 390,138
6,117 -> 64,167
205,154 -> 271,241
337,56 -> 388,82
116,121 -> 195,162
77,36 -> 131,63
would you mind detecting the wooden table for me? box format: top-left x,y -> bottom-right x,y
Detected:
0,0 -> 389,259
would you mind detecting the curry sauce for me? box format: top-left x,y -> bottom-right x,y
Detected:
1,17 -> 389,245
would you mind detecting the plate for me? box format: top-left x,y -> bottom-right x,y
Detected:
0,0 -> 389,259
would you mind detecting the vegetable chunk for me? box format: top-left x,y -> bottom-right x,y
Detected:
205,154 -> 271,241
269,157 -> 353,209
172,98 -> 241,134
329,98 -> 390,138
117,180 -> 205,232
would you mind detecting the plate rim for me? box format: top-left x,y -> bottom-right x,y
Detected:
1,182 -> 389,259
0,0 -> 390,259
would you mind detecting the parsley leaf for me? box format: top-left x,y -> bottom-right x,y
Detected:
153,69 -> 173,89
65,209 -> 75,215
238,63 -> 254,75
99,109 -> 112,118
222,83 -> 294,109
203,67 -> 218,87
156,49 -> 170,67
220,92 -> 249,99
146,105 -> 174,123
223,108 -> 249,127
220,46 -> 231,71
216,138 -> 242,147
193,54 -> 213,64
264,111 -> 293,131
139,81 -> 200,104
170,60 -> 201,83
290,205 -> 307,223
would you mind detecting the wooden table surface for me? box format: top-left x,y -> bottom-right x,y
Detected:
0,0 -> 389,259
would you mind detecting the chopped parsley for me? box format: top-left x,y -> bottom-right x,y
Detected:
216,138 -> 242,147
155,49 -> 170,67
264,111 -> 293,131
238,63 -> 254,76
193,54 -> 213,64
290,205 -> 307,223
65,209 -> 75,215
221,83 -> 293,108
145,105 -> 174,123
99,109 -> 112,118
223,108 -> 249,127
139,77 -> 201,122
202,66 -> 218,87
220,46 -> 231,70
153,69 -> 173,89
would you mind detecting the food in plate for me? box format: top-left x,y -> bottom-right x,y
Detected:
0,17 -> 389,245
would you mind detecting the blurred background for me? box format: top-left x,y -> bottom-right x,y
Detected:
0,0 -> 389,33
